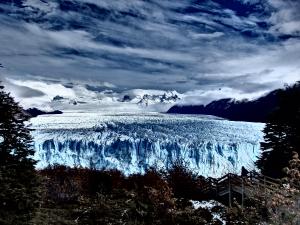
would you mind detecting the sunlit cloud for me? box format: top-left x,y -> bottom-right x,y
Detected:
0,0 -> 299,106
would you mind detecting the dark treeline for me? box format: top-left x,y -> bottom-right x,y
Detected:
33,164 -> 225,225
256,82 -> 300,178
0,84 -> 40,225
33,153 -> 300,225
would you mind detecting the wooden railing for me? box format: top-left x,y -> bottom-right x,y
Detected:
200,171 -> 285,207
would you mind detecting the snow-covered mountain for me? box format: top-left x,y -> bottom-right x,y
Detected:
119,90 -> 180,105
3,78 -> 182,112
49,88 -> 181,112
137,92 -> 180,106
30,112 -> 264,177
52,89 -> 180,106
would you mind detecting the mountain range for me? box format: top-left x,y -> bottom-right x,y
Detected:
167,88 -> 283,122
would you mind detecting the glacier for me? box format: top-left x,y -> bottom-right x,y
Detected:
30,112 -> 264,177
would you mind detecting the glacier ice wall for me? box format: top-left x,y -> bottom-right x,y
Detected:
30,113 -> 264,177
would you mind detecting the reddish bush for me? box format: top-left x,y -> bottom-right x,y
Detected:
167,161 -> 207,200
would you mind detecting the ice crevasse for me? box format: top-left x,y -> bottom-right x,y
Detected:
30,113 -> 264,177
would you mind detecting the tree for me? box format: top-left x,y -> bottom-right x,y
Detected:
167,161 -> 200,200
283,151 -> 300,188
0,84 -> 40,224
256,82 -> 300,178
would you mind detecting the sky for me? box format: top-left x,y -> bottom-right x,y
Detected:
0,0 -> 300,109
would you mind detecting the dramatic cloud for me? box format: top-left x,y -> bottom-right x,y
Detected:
0,0 -> 299,106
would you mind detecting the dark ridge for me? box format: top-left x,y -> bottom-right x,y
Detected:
167,88 -> 284,122
25,108 -> 63,118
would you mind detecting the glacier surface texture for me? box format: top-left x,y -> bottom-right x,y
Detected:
30,113 -> 264,177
